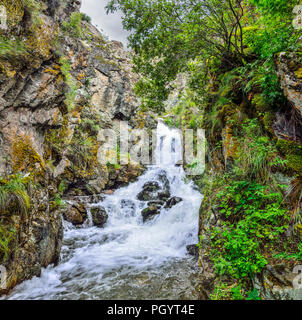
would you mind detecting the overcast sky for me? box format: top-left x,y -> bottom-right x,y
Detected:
81,0 -> 130,47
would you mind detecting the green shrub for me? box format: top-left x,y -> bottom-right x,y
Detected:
0,37 -> 27,60
62,12 -> 84,38
0,174 -> 30,215
80,13 -> 92,23
210,179 -> 289,279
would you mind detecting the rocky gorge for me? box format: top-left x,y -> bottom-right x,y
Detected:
1,0 -> 302,301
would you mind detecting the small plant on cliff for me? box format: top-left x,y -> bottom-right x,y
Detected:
59,57 -> 77,111
62,12 -> 84,38
0,37 -> 27,60
0,174 -> 30,215
235,119 -> 285,182
80,13 -> 92,23
0,224 -> 16,262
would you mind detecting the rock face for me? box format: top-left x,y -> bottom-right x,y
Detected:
276,52 -> 302,117
0,0 -> 145,295
196,51 -> 302,300
252,265 -> 302,300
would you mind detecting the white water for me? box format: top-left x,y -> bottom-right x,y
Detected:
6,121 -> 202,300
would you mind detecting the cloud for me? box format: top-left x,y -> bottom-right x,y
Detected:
81,0 -> 130,48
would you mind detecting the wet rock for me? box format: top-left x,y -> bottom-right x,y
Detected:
147,200 -> 165,209
63,203 -> 88,226
104,190 -> 114,195
252,264 -> 302,300
141,206 -> 160,222
164,197 -> 183,209
186,244 -> 199,257
158,190 -> 171,201
91,206 -> 109,228
176,160 -> 183,167
137,181 -> 161,201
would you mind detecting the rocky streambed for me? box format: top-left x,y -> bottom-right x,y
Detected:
4,121 -> 202,300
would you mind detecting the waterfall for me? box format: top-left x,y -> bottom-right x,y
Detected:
5,121 -> 202,300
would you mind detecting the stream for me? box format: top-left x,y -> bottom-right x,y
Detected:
6,121 -> 203,300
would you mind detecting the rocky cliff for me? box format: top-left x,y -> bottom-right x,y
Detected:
0,0 -> 149,294
196,51 -> 302,300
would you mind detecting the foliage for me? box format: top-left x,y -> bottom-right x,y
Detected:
62,12 -> 84,38
210,178 -> 289,279
59,56 -> 77,111
210,283 -> 245,300
0,37 -> 27,59
107,0 -> 301,111
80,13 -> 92,23
274,243 -> 302,262
0,224 -> 16,261
0,174 -> 30,215
107,0 -> 251,112
234,119 -> 286,181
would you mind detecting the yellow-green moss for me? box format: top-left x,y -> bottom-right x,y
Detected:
295,67 -> 302,80
0,0 -> 24,30
263,112 -> 275,132
277,139 -> 302,156
286,154 -> 302,173
252,94 -> 270,113
10,135 -> 45,173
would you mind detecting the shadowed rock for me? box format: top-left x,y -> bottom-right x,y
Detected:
141,206 -> 160,222
91,206 -> 108,228
164,197 -> 183,209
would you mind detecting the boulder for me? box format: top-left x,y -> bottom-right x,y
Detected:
147,200 -> 165,209
137,181 -> 161,201
141,206 -> 160,222
91,206 -> 109,228
104,190 -> 114,195
164,197 -> 183,209
158,190 -> 171,201
63,203 -> 87,225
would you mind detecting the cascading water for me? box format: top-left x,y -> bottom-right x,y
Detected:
5,121 -> 202,300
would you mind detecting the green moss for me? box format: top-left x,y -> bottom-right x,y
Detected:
277,139 -> 302,156
277,139 -> 302,173
286,154 -> 302,174
252,94 -> 270,113
95,55 -> 119,67
262,112 -> 275,132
